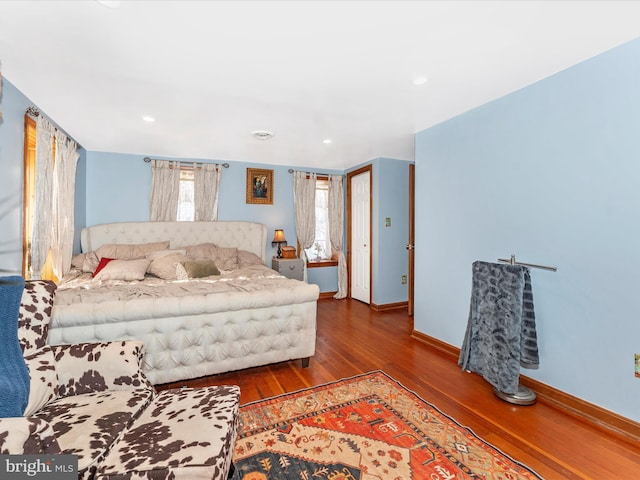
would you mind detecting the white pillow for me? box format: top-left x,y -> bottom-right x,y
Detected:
23,347 -> 58,416
94,258 -> 151,281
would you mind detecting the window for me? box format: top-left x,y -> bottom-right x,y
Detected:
176,167 -> 194,221
303,178 -> 338,267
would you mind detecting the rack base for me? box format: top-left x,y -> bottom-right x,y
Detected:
493,384 -> 537,406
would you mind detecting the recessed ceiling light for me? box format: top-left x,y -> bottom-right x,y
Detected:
95,1 -> 121,8
323,138 -> 332,144
142,116 -> 155,123
413,76 -> 429,86
251,130 -> 274,140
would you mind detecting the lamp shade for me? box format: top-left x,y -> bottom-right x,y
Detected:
272,229 -> 286,243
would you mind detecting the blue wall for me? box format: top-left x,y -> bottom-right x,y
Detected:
0,80 -> 30,276
374,158 -> 411,305
414,38 -> 640,421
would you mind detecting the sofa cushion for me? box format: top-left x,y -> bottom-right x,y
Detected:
53,341 -> 153,397
35,389 -> 154,474
18,280 -> 57,355
96,385 -> 240,480
23,346 -> 59,416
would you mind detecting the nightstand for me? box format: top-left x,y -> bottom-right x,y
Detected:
272,257 -> 304,281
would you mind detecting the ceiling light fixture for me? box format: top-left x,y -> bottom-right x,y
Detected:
95,1 -> 121,8
142,116 -> 155,122
323,138 -> 332,144
251,130 -> 274,140
413,76 -> 429,86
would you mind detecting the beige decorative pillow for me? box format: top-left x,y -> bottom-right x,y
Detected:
212,247 -> 239,270
185,243 -> 238,270
181,260 -> 220,278
93,258 -> 151,281
71,253 -> 86,269
145,249 -> 187,260
94,241 -> 170,261
147,253 -> 188,280
81,251 -> 100,273
185,243 -> 217,260
23,347 -> 58,416
238,249 -> 265,268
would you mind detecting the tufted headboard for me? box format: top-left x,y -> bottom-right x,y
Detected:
80,221 -> 268,262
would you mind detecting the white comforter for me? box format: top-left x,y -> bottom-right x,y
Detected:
53,265 -> 318,328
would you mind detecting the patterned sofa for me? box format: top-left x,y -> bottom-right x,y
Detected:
0,280 -> 240,480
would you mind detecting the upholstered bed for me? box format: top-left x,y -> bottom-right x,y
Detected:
48,221 -> 319,385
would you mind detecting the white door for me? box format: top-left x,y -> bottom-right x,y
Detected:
351,170 -> 371,304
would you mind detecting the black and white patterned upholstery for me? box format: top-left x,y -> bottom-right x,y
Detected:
97,386 -> 240,480
18,280 -> 57,354
1,278 -> 240,480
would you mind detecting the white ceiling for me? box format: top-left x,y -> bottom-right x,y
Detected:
1,1 -> 640,170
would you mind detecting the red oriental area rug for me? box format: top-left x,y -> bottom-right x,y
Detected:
231,371 -> 543,480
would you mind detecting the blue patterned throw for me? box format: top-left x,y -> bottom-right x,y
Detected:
0,276 -> 29,417
458,262 -> 539,395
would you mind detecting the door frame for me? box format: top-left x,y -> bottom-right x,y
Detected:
346,164 -> 373,303
408,163 -> 415,315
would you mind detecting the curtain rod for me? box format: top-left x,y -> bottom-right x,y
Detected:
498,254 -> 557,272
25,106 -> 80,148
143,157 -> 229,168
288,168 -> 341,177
26,106 -> 40,117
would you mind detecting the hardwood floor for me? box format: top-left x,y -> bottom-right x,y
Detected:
158,298 -> 640,479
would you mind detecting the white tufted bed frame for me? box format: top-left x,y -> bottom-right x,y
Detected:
49,221 -> 319,385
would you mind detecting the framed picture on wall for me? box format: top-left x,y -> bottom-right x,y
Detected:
246,168 -> 274,204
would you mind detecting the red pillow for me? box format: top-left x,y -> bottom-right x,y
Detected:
92,257 -> 114,278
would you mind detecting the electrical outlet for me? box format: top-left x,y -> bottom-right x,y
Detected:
401,275 -> 407,284
385,217 -> 391,227
635,354 -> 640,378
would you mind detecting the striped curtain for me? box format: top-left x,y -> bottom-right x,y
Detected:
293,171 -> 317,277
149,160 -> 180,221
51,135 -> 80,278
193,163 -> 222,221
328,175 -> 347,299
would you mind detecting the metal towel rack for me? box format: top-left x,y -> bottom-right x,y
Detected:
498,255 -> 557,272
